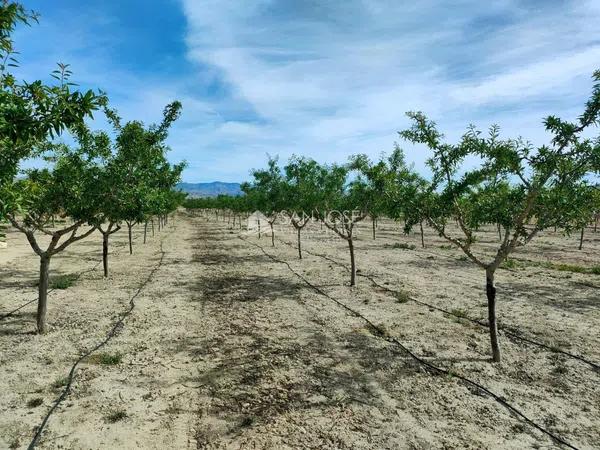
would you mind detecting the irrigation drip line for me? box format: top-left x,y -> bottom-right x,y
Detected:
275,236 -> 600,373
0,228 -> 145,323
26,239 -> 166,450
367,274 -> 600,372
240,235 -> 581,450
0,265 -> 100,321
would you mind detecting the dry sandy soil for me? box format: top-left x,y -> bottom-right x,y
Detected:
0,212 -> 598,449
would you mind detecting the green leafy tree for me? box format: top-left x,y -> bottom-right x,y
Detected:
400,70 -> 600,362
104,101 -> 182,255
313,162 -> 368,286
240,183 -> 264,237
243,157 -> 286,246
592,187 -> 600,233
146,162 -> 187,233
184,194 -> 249,230
535,182 -> 598,250
282,156 -> 323,258
348,153 -> 394,240
387,147 -> 430,247
95,158 -> 123,277
4,126 -> 110,333
0,3 -> 106,215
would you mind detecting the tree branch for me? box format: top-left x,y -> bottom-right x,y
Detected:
428,216 -> 486,268
51,226 -> 96,255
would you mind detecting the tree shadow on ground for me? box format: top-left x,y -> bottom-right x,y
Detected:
502,279 -> 598,313
192,252 -> 270,267
180,268 -> 305,309
170,323 -> 423,446
0,266 -> 39,289
0,310 -> 37,336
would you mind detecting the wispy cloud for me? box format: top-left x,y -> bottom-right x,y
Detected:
13,0 -> 600,181
177,0 -> 600,179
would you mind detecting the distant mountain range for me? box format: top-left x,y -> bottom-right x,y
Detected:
177,182 -> 243,198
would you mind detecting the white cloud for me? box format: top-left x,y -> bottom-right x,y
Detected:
179,0 -> 600,181
12,1 -> 600,183
449,46 -> 600,106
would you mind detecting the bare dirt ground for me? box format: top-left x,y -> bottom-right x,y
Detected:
0,212 -> 598,449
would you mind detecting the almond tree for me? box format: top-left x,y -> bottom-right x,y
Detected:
282,156 -> 323,258
400,70 -> 600,362
146,163 -> 187,232
4,126 -> 110,333
243,157 -> 286,247
0,2 -> 105,217
348,154 -> 393,240
536,182 -> 598,251
592,187 -> 600,233
230,194 -> 252,230
240,184 -> 264,238
94,148 -> 124,277
313,162 -> 369,287
573,185 -> 599,250
104,101 -> 182,255
379,145 -> 430,247
95,141 -> 184,276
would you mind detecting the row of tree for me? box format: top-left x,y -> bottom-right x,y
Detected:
187,72 -> 600,363
0,2 -> 186,333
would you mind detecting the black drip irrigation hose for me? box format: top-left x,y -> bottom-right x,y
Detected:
240,235 -> 581,450
0,229 -> 144,322
26,239 -> 166,450
275,236 -> 600,373
0,265 -> 100,321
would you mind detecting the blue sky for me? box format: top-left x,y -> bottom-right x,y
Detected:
12,0 -> 600,182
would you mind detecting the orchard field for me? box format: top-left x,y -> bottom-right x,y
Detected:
1,211 -> 598,449
2,1 -> 600,449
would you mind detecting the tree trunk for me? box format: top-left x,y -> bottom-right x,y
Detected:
486,269 -> 501,362
348,238 -> 356,287
102,233 -> 109,277
579,226 -> 584,250
297,227 -> 302,259
270,222 -> 275,247
151,219 -> 155,237
372,216 -> 376,240
258,219 -> 261,239
144,221 -> 148,244
419,220 -> 425,248
37,255 -> 50,334
128,223 -> 133,255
